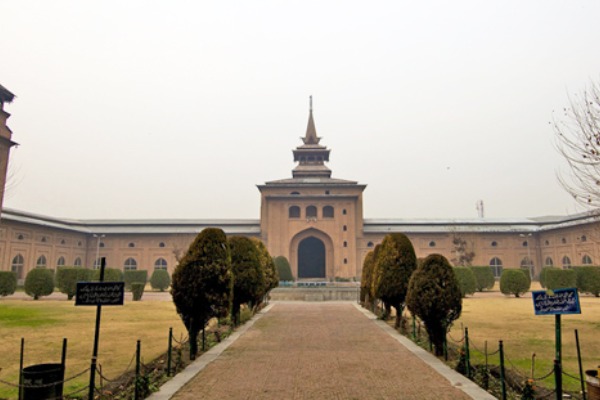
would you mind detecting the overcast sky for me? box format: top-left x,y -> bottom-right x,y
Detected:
2,1 -> 600,220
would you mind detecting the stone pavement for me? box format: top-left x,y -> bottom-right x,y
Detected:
160,302 -> 495,400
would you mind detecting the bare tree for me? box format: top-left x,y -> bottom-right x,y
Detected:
554,80 -> 600,207
451,234 -> 475,267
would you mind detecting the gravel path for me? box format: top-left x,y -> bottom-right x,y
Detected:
171,302 -> 474,400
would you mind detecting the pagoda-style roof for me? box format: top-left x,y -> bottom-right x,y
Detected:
0,85 -> 15,105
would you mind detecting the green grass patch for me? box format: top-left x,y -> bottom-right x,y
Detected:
0,305 -> 59,327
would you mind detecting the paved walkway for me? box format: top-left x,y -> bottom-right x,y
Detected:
169,302 -> 493,400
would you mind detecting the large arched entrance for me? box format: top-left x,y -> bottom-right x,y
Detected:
298,236 -> 326,278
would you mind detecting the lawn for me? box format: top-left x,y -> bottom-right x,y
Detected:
447,284 -> 600,393
0,296 -> 186,399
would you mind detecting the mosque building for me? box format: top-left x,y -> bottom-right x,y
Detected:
1,86 -> 599,282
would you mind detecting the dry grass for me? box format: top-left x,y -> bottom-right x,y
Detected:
0,297 -> 185,399
447,282 -> 600,392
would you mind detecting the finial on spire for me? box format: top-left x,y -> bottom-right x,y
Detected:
309,95 -> 312,113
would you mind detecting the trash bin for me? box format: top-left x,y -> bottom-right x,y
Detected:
22,363 -> 64,400
586,370 -> 600,400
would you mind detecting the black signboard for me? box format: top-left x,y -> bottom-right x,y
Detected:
532,288 -> 581,316
75,282 -> 125,306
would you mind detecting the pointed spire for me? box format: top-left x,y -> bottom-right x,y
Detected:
303,95 -> 320,145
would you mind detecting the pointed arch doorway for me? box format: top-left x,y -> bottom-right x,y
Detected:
298,236 -> 326,278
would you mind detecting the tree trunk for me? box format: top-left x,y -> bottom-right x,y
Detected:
188,318 -> 200,360
394,304 -> 404,329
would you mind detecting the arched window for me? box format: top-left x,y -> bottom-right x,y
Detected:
343,258 -> 348,264
289,206 -> 301,218
36,255 -> 47,268
522,241 -> 528,247
489,257 -> 503,278
128,242 -> 135,248
367,242 -> 374,248
41,236 -> 47,243
99,242 -> 105,248
520,257 -> 533,268
429,241 -> 436,247
290,191 -> 300,195
74,257 -> 82,267
11,254 -> 24,279
93,258 -> 102,269
491,241 -> 498,247
561,238 -> 567,244
545,257 -> 554,267
159,242 -> 166,248
342,209 -> 347,215
306,206 -> 317,218
323,206 -> 334,218
124,258 -> 137,271
17,234 -> 24,240
56,256 -> 66,268
581,235 -> 587,242
343,225 -> 347,232
343,241 -> 348,247
582,255 -> 593,265
154,258 -> 168,270
545,240 -> 550,246
562,256 -> 572,269
60,239 -> 66,245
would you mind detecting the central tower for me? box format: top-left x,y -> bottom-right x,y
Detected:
257,99 -> 367,280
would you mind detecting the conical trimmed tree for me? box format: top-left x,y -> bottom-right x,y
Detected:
230,236 -> 266,325
252,238 -> 278,295
360,250 -> 375,307
406,254 -> 462,356
373,233 -> 417,327
171,228 -> 233,360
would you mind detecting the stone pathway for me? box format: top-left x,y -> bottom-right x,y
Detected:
170,302 -> 488,400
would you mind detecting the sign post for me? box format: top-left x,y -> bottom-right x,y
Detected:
75,258 -> 125,400
532,287 -> 581,400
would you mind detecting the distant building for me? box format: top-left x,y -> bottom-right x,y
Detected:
0,84 -> 16,213
1,93 -> 599,282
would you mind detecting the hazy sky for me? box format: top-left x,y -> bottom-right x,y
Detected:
2,1 -> 600,220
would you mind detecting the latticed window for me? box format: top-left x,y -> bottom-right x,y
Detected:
11,254 -> 24,279
582,255 -> 593,265
57,256 -> 66,267
562,256 -> 571,269
489,257 -> 503,278
323,206 -> 334,218
36,255 -> 47,268
124,258 -> 137,271
74,257 -> 82,267
154,258 -> 168,270
306,206 -> 317,218
544,257 -> 554,267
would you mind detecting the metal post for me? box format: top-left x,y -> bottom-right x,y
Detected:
135,340 -> 141,400
61,338 -> 67,369
575,330 -> 587,400
499,340 -> 507,400
18,338 -> 24,400
554,359 -> 562,400
88,257 -> 106,400
167,327 -> 173,377
465,327 -> 471,379
555,314 -> 562,400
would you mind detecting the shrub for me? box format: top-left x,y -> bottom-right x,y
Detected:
500,269 -> 530,297
150,269 -> 171,291
131,282 -> 145,301
274,256 -> 293,281
171,228 -> 233,360
0,271 -> 17,297
520,267 -> 532,288
373,233 -> 417,327
229,236 -> 265,325
540,267 -> 558,288
406,254 -> 462,356
252,238 -> 278,293
454,267 -> 477,297
469,266 -> 495,291
24,268 -> 55,300
92,268 -> 124,282
545,268 -> 577,290
124,270 -> 148,290
56,267 -> 93,300
575,266 -> 600,296
360,251 -> 375,306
